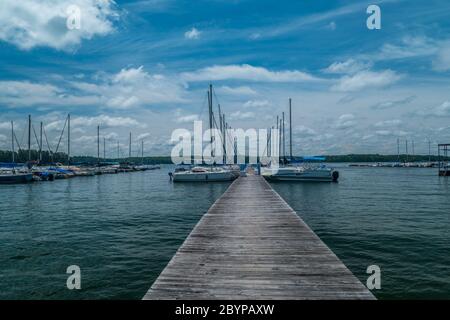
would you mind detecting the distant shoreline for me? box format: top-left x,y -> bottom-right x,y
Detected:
1,150 -> 448,165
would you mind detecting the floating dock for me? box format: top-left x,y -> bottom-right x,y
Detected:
144,175 -> 374,300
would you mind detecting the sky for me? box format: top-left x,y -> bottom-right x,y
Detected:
1,0 -> 450,157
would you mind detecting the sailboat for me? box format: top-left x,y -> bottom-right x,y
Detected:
262,99 -> 339,182
171,84 -> 238,183
0,121 -> 33,184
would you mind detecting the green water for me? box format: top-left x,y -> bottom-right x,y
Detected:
0,165 -> 449,299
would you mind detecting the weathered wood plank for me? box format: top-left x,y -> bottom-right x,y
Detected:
143,175 -> 374,300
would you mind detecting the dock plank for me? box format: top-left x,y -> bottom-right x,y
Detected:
143,175 -> 374,300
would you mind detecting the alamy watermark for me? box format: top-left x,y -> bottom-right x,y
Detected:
66,265 -> 81,290
66,5 -> 81,30
171,121 -> 281,170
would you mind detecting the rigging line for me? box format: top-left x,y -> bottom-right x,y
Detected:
13,132 -> 22,151
42,125 -> 53,154
32,124 -> 41,149
55,115 -> 68,154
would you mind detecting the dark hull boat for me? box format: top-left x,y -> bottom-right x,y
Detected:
0,173 -> 34,184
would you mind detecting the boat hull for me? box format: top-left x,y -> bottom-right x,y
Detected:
0,173 -> 34,184
172,171 -> 237,182
263,169 -> 339,182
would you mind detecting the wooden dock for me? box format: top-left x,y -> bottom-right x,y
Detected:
143,175 -> 374,300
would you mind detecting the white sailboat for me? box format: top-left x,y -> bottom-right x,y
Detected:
171,84 -> 238,183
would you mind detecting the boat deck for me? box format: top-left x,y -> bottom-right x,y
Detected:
144,175 -> 374,300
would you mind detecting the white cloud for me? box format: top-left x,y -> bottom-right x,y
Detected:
418,101 -> 450,117
174,109 -> 199,123
45,115 -> 143,132
181,64 -> 320,82
175,114 -> 199,123
184,27 -> 201,39
217,86 -> 257,96
334,114 -> 356,130
332,70 -> 401,92
243,100 -> 270,108
0,0 -> 118,50
0,122 -> 11,130
324,58 -> 371,74
229,111 -> 255,120
370,95 -> 416,110
375,36 -> 437,61
0,66 -> 186,109
294,125 -> 316,137
374,119 -> 402,127
432,41 -> 450,72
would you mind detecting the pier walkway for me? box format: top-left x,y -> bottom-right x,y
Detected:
144,175 -> 374,300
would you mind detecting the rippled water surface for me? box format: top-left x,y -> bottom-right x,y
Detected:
1,165 -> 449,299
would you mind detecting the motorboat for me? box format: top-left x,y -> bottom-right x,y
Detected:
170,166 -> 237,182
262,164 -> 339,182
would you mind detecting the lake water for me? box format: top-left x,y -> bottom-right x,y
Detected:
0,165 -> 449,299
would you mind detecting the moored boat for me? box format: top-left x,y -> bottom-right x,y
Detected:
170,166 -> 237,182
0,172 -> 34,184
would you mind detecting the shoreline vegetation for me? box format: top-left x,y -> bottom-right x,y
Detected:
1,150 -> 448,165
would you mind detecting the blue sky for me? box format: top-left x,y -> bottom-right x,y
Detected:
1,0 -> 450,156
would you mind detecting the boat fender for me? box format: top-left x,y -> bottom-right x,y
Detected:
332,170 -> 339,182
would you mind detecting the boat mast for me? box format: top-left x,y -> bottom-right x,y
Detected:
103,137 -> 106,160
282,112 -> 285,160
222,114 -> 226,163
97,125 -> 100,165
129,132 -> 132,159
11,121 -> 15,164
406,140 -> 409,162
141,140 -> 144,165
289,98 -> 292,159
117,140 -> 120,159
397,138 -> 400,163
28,114 -> 31,161
208,84 -> 214,162
67,114 -> 70,165
428,139 -> 431,163
39,122 -> 43,162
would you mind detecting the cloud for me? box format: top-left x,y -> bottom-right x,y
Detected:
370,95 -> 416,110
0,0 -> 118,50
0,122 -> 11,130
217,86 -> 257,96
184,27 -> 201,39
0,66 -> 186,109
294,125 -> 316,137
324,58 -> 372,74
243,100 -> 270,108
376,36 -> 437,60
332,70 -> 401,92
417,101 -> 450,117
432,41 -> 450,71
181,64 -> 320,82
374,119 -> 402,127
334,114 -> 356,130
45,115 -> 143,132
174,109 -> 199,123
229,111 -> 255,120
